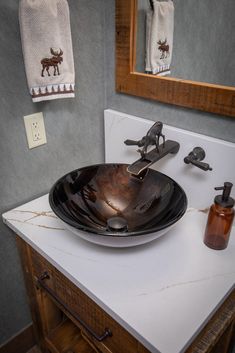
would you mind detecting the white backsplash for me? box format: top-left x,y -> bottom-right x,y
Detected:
104,109 -> 235,209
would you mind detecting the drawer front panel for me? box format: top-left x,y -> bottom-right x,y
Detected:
31,248 -> 149,353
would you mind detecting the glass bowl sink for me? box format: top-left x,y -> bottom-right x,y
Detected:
49,164 -> 187,247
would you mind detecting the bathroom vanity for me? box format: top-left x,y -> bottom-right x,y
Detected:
2,195 -> 235,353
2,111 -> 235,353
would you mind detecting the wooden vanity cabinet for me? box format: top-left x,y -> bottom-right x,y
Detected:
16,236 -> 235,353
16,236 -> 149,353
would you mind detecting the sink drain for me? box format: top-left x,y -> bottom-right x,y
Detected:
107,217 -> 128,232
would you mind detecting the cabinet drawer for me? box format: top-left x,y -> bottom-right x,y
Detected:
30,248 -> 149,353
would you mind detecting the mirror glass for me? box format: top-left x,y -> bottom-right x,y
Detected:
136,0 -> 235,87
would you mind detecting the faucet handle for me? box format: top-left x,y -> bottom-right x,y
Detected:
124,139 -> 143,147
187,159 -> 212,171
184,147 -> 212,171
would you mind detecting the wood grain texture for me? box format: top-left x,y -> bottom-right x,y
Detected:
45,319 -> 95,353
27,346 -> 42,353
15,236 -> 46,351
0,324 -> 35,353
116,0 -> 235,117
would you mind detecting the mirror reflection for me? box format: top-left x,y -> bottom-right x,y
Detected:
136,0 -> 235,87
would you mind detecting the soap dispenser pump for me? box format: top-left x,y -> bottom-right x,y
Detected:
204,182 -> 234,250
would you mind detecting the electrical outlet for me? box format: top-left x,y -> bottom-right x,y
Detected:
24,112 -> 47,149
31,121 -> 41,141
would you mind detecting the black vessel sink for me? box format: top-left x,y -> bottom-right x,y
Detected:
49,164 -> 187,247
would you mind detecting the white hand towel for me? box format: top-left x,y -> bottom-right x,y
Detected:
145,0 -> 174,76
145,9 -> 152,73
19,0 -> 75,103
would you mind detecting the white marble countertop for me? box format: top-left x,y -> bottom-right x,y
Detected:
2,194 -> 235,353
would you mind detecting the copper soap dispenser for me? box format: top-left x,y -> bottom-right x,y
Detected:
204,182 -> 234,250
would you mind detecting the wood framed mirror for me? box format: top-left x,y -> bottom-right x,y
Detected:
116,0 -> 235,117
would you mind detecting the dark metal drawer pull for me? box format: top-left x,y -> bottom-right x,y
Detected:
37,272 -> 112,342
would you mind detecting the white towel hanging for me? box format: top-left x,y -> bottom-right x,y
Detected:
145,0 -> 174,76
19,0 -> 75,102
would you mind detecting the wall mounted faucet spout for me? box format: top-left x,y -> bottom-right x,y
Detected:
124,122 -> 180,177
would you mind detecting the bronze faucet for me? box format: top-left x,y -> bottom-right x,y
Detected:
124,121 -> 180,176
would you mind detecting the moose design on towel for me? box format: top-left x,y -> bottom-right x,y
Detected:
41,48 -> 63,77
157,39 -> 170,60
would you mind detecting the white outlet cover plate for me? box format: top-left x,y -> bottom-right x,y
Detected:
24,112 -> 47,149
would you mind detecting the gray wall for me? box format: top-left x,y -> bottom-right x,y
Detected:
0,0 -> 234,346
0,0 -> 105,344
172,0 -> 235,86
